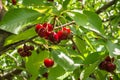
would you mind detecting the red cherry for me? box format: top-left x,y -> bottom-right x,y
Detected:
44,58 -> 54,68
42,72 -> 48,78
43,23 -> 53,31
57,30 -> 63,40
35,24 -> 43,33
109,76 -> 113,80
98,61 -> 107,70
12,0 -> 17,5
106,62 -> 116,72
17,48 -> 23,53
105,56 -> 111,62
29,45 -> 34,50
62,27 -> 71,34
38,28 -> 47,38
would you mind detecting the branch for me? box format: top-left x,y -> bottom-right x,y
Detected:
96,0 -> 118,14
0,35 -> 37,56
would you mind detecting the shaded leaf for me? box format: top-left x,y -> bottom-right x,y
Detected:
4,27 -> 37,46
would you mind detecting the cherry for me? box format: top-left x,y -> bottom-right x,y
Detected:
12,0 -> 17,5
43,23 -> 53,31
105,56 -> 111,62
35,24 -> 43,33
17,45 -> 34,57
17,48 -> 23,53
42,72 -> 48,79
57,27 -> 71,40
72,45 -> 76,50
106,62 -> 116,72
109,76 -> 113,80
98,61 -> 107,70
44,58 -> 54,68
38,28 -> 47,38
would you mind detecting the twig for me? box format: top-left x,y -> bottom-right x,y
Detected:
55,21 -> 75,29
96,0 -> 118,14
0,35 -> 37,56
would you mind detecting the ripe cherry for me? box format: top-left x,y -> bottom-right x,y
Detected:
106,62 -> 116,72
43,23 -> 53,31
17,48 -> 23,53
105,56 -> 111,62
98,61 -> 107,70
44,58 -> 54,68
12,0 -> 17,5
35,24 -> 43,33
42,72 -> 48,79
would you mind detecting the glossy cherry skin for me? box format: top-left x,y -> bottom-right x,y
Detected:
35,24 -> 43,33
44,58 -> 54,68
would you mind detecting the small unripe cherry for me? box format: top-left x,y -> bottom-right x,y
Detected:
44,58 -> 54,68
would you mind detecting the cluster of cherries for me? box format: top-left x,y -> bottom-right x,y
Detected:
17,44 -> 34,57
35,23 -> 71,44
98,56 -> 116,72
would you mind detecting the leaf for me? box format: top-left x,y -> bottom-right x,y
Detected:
63,0 -> 71,9
0,8 -> 41,34
83,11 -> 103,34
80,61 -> 100,80
26,51 -> 49,80
84,52 -> 106,64
51,50 -> 76,71
23,0 -> 43,6
4,27 -> 37,46
48,65 -> 65,80
106,41 -> 120,56
73,36 -> 87,53
67,11 -> 88,26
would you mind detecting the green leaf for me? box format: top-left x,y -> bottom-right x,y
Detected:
83,11 -> 103,34
48,65 -> 65,80
4,28 -> 37,46
26,51 -> 49,80
67,11 -> 88,26
106,41 -> 120,56
0,8 -> 41,34
63,0 -> 71,9
84,52 -> 106,64
80,61 -> 100,80
51,50 -> 76,71
73,36 -> 87,53
23,0 -> 43,6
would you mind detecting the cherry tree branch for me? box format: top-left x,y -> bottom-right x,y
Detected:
96,0 -> 118,14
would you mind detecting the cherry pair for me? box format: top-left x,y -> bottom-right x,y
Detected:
17,44 -> 34,57
35,23 -> 71,44
98,56 -> 116,72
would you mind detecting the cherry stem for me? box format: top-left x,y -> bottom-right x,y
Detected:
55,21 -> 75,29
